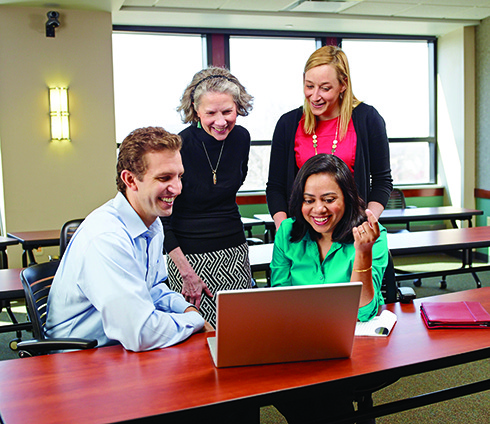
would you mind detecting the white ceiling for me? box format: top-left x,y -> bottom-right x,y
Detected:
1,0 -> 489,36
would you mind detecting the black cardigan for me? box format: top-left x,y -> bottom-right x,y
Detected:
266,103 -> 393,217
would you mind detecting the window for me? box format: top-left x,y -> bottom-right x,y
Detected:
229,36 -> 317,191
112,32 -> 203,143
342,39 -> 435,184
112,30 -> 436,188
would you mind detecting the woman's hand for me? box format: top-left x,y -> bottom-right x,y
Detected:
352,209 -> 380,253
181,271 -> 213,309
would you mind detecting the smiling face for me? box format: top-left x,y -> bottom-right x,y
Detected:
301,172 -> 345,240
124,149 -> 184,227
195,92 -> 237,141
304,64 -> 346,121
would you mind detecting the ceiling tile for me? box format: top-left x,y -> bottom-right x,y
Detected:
220,0 -> 296,12
342,2 -> 416,16
152,0 -> 224,9
394,4 -> 487,19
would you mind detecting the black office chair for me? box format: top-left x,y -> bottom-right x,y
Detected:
384,188 -> 415,233
386,188 -> 407,210
60,218 -> 84,258
16,260 -> 97,357
381,251 -> 416,304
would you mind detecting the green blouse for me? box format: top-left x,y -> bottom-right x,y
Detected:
270,218 -> 388,321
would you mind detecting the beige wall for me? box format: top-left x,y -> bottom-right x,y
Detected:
0,6 -> 116,267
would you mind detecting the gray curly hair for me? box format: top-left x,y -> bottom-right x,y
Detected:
178,67 -> 253,123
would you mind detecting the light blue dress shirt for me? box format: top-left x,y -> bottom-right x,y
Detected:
46,192 -> 204,352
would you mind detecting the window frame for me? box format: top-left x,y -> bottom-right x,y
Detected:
113,25 -> 437,187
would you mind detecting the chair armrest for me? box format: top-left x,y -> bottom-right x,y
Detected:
398,286 -> 417,303
17,338 -> 97,357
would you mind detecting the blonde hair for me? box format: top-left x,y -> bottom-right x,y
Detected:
303,45 -> 360,140
178,67 -> 253,124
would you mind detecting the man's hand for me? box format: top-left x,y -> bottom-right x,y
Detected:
181,271 -> 213,309
202,321 -> 215,332
184,306 -> 214,332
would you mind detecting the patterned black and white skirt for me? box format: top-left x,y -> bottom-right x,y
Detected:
166,242 -> 252,327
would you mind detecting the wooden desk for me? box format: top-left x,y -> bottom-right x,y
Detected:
0,288 -> 488,424
380,206 -> 483,229
388,226 -> 490,287
0,268 -> 30,347
7,230 -> 60,267
0,236 -> 19,269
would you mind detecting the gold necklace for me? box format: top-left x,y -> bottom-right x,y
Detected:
312,117 -> 340,155
202,140 -> 225,185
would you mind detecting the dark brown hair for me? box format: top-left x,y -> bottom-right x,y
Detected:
289,154 -> 366,244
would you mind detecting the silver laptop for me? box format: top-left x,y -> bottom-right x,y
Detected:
207,282 -> 362,368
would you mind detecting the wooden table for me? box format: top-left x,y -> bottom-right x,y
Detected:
7,230 -> 60,267
0,288 -> 488,424
388,226 -> 490,287
0,236 -> 19,269
0,268 -> 30,348
380,206 -> 483,229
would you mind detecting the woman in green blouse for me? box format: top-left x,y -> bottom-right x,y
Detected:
271,153 -> 388,322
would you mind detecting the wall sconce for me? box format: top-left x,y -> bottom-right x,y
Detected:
49,87 -> 70,141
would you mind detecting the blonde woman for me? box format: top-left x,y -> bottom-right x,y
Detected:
266,45 -> 393,230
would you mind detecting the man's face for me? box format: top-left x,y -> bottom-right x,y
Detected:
130,149 -> 183,227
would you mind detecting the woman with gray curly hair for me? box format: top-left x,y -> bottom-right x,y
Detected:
161,67 -> 253,327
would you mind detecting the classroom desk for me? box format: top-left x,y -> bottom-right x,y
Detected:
254,207 -> 484,243
388,226 -> 490,287
380,206 -> 483,229
253,213 -> 276,242
249,226 -> 490,289
241,216 -> 264,238
0,268 -> 30,347
7,230 -> 60,267
0,288 -> 488,424
0,237 -> 19,269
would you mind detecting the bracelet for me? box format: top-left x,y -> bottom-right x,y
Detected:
353,266 -> 372,273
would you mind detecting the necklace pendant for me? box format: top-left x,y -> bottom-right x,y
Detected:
312,134 -> 318,155
212,171 -> 217,185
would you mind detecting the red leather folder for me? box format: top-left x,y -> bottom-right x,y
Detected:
420,301 -> 490,329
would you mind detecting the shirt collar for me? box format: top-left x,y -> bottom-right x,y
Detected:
113,192 -> 162,240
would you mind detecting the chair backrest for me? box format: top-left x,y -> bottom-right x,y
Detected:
381,251 -> 397,303
385,189 -> 407,210
20,260 -> 60,340
60,218 -> 84,258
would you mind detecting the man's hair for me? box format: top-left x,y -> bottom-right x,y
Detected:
116,126 -> 182,193
289,154 -> 366,244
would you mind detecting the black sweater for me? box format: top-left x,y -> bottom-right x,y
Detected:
266,103 -> 393,217
162,124 -> 250,254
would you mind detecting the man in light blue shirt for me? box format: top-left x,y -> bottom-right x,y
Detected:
46,127 -> 211,352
